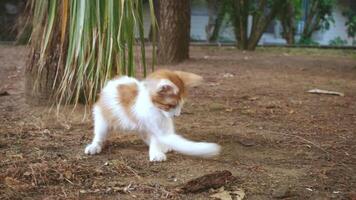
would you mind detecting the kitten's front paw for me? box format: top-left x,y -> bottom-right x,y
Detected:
149,151 -> 167,162
160,144 -> 172,153
85,143 -> 102,155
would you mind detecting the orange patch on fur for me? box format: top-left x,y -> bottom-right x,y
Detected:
96,100 -> 117,125
117,83 -> 138,121
94,82 -> 139,125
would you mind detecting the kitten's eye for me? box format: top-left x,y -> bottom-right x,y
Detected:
168,104 -> 177,109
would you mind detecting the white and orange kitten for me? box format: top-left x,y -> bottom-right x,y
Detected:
85,69 -> 220,162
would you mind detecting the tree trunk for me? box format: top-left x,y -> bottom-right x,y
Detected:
25,53 -> 58,105
232,0 -> 285,50
25,3 -> 64,105
232,0 -> 249,49
301,1 -> 319,40
285,30 -> 295,45
281,2 -> 295,45
209,8 -> 223,42
206,0 -> 217,42
157,0 -> 190,64
281,21 -> 295,45
249,0 -> 283,50
247,21 -> 268,50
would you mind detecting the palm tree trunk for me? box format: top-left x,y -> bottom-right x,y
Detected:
157,0 -> 190,64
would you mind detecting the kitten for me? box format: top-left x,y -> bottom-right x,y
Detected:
85,69 -> 220,162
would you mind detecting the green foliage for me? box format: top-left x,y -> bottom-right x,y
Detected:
278,0 -> 302,44
300,0 -> 335,42
217,0 -> 234,23
298,37 -> 319,45
28,0 -> 156,107
287,0 -> 302,17
290,0 -> 303,20
329,36 -> 347,46
343,9 -> 356,38
317,0 -> 335,30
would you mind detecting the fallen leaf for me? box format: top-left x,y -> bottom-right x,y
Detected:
248,96 -> 259,101
208,82 -> 220,87
180,171 -> 235,193
231,189 -> 245,200
222,73 -> 234,78
5,177 -> 31,191
210,190 -> 232,200
64,170 -> 72,179
225,108 -> 233,112
210,188 -> 245,200
209,103 -> 226,111
80,189 -> 87,194
23,171 -> 32,176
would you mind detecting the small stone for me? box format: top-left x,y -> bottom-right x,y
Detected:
237,138 -> 256,147
348,192 -> 356,200
222,73 -> 234,78
209,103 -> 225,111
0,90 -> 9,96
272,186 -> 293,199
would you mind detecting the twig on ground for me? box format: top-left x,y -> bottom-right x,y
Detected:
273,132 -> 330,155
307,88 -> 344,97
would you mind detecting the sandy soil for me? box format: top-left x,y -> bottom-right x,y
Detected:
0,45 -> 355,199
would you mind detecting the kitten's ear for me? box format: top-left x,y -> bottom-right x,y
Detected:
157,80 -> 177,95
174,71 -> 203,87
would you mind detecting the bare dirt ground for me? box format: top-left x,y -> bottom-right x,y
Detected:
0,45 -> 355,199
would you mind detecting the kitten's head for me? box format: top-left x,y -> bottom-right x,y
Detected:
146,69 -> 203,117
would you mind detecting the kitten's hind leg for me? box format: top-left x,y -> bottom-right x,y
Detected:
149,136 -> 167,162
85,106 -> 109,155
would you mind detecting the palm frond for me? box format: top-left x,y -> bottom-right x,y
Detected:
28,0 -> 156,110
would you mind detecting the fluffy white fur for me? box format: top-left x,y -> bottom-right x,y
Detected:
85,76 -> 221,162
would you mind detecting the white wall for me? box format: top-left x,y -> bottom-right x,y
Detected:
312,4 -> 354,45
141,1 -> 354,46
191,15 -> 209,41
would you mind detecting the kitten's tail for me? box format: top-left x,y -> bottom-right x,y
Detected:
158,134 -> 221,157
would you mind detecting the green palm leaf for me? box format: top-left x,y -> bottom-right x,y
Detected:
28,0 -> 156,110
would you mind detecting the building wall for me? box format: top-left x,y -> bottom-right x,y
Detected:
0,0 -> 26,41
141,1 -> 354,46
312,3 -> 354,45
190,0 -> 209,41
